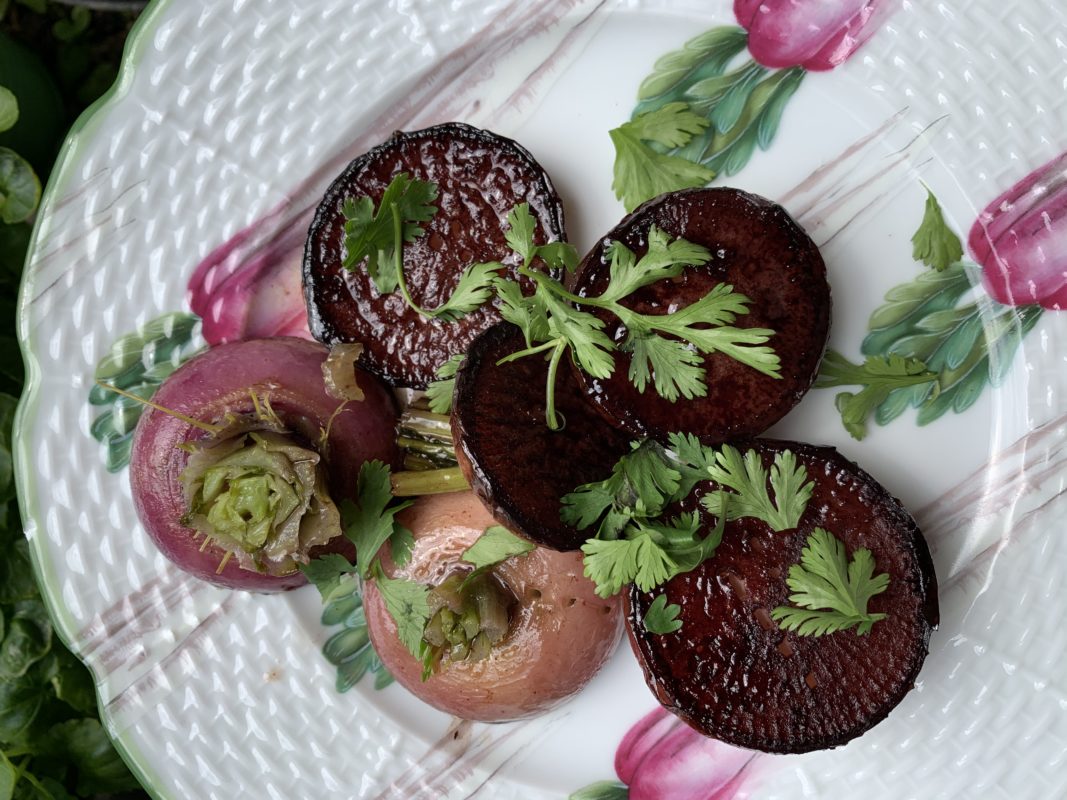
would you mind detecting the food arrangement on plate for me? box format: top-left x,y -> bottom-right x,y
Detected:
111,120 -> 938,753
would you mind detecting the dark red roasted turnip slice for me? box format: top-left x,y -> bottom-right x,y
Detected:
130,338 -> 399,591
573,188 -> 830,441
303,122 -> 567,388
452,323 -> 633,551
627,440 -> 938,753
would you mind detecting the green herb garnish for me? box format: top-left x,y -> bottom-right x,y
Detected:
609,102 -> 716,212
341,172 -> 438,294
425,354 -> 464,415
911,186 -> 963,272
503,227 -> 778,428
300,462 -> 431,671
340,460 -> 414,579
771,528 -> 890,637
642,594 -> 682,635
565,436 -> 810,600
460,524 -> 534,588
698,444 -> 813,531
816,350 -> 941,440
370,560 -> 432,658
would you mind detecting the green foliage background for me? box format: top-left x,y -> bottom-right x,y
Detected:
1,3 -> 147,798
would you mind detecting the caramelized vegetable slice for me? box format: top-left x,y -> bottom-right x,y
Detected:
627,440 -> 938,753
452,323 -> 632,551
303,122 -> 566,388
573,188 -> 830,441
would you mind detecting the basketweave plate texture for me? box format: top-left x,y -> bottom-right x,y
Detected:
14,0 -> 1067,797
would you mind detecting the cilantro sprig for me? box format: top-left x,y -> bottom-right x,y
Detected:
503,226 -> 779,428
425,354 -> 464,415
341,173 -> 438,294
697,445 -> 813,531
564,435 -> 811,601
771,528 -> 890,636
911,185 -> 963,272
343,175 -> 535,323
301,461 -> 432,668
609,103 -> 716,212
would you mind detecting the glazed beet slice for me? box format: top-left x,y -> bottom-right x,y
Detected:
303,122 -> 566,388
573,188 -> 830,441
627,440 -> 938,753
452,323 -> 633,551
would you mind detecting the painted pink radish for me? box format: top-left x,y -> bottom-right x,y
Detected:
615,707 -> 757,800
735,0 -> 892,71
969,151 -> 1067,310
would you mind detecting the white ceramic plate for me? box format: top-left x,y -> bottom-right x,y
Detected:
16,0 -> 1067,797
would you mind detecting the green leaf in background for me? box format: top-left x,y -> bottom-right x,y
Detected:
0,393 -> 16,504
36,719 -> 141,795
49,661 -> 96,718
0,87 -> 16,133
0,540 -> 38,604
0,146 -> 40,224
15,0 -> 48,13
51,6 -> 90,43
0,751 -> 15,800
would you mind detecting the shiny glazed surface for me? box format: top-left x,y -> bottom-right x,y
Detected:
452,323 -> 633,551
303,122 -> 566,388
364,491 -> 623,721
627,440 -> 938,753
574,188 -> 831,442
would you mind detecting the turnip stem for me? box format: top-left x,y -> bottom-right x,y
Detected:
391,466 -> 469,496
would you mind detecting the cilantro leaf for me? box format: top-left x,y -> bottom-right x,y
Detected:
771,528 -> 890,636
599,228 -> 712,304
610,103 -> 716,212
627,334 -> 706,401
581,531 -> 678,598
816,350 -> 940,440
504,203 -> 538,263
371,561 -> 431,658
389,524 -> 415,568
425,260 -> 503,322
343,460 -> 413,578
460,525 -> 534,588
425,354 -> 464,414
561,440 -> 679,531
643,594 -> 682,634
542,290 -> 615,379
503,202 -> 579,272
298,553 -> 357,600
616,284 -> 780,383
342,173 -> 438,293
699,445 -> 813,531
495,276 -> 550,346
912,186 -> 963,271
537,241 -> 579,273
